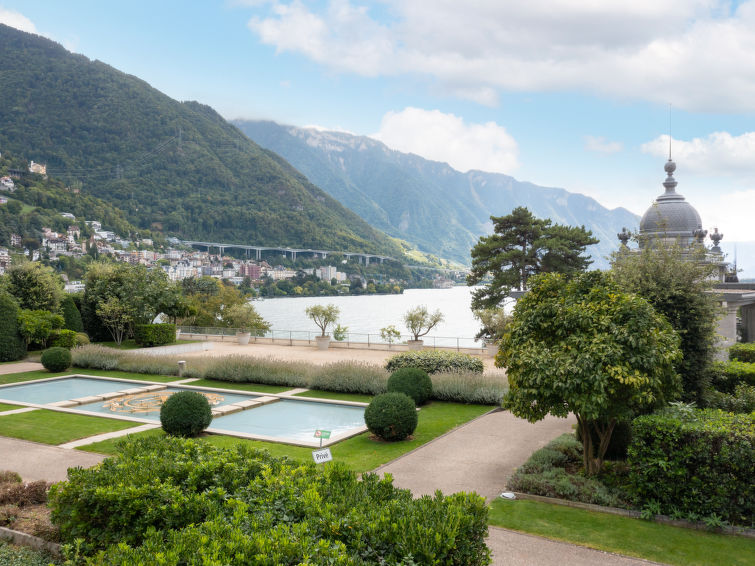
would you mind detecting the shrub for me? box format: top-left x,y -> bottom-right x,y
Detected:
308,361 -> 389,395
628,409 -> 755,525
729,342 -> 755,363
430,370 -> 507,405
160,391 -> 212,437
364,392 -> 418,441
49,328 -> 78,349
61,295 -> 84,332
0,292 -> 25,362
387,367 -> 433,405
0,480 -> 49,506
0,471 -> 22,484
40,347 -> 72,372
74,332 -> 90,347
575,419 -> 633,460
708,384 -> 755,413
133,323 -> 176,347
386,350 -> 484,374
49,436 -> 491,563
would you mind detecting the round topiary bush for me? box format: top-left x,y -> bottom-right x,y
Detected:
364,392 -> 418,441
41,347 -> 72,372
160,391 -> 212,437
387,367 -> 433,405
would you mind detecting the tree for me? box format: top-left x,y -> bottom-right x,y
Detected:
61,295 -> 84,332
96,297 -> 132,345
501,271 -> 681,475
4,262 -> 63,312
17,309 -> 65,348
403,306 -> 444,341
222,303 -> 270,336
0,292 -> 26,361
305,304 -> 340,337
467,207 -> 598,310
610,242 -> 721,405
472,308 -> 512,343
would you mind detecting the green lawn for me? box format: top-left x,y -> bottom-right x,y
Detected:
489,499 -> 755,566
294,389 -> 374,403
0,369 -> 180,386
0,402 -> 21,412
79,402 -> 493,473
188,379 -> 290,395
0,409 -> 139,445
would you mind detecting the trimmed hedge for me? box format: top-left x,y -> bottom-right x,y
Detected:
628,409 -> 755,524
729,342 -> 755,363
40,347 -> 72,372
0,292 -> 25,362
61,295 -> 84,333
711,360 -> 755,392
386,350 -> 484,374
160,391 -> 212,437
50,329 -> 78,349
387,367 -> 433,405
708,384 -> 755,414
49,437 -> 491,563
133,323 -> 176,347
364,392 -> 418,441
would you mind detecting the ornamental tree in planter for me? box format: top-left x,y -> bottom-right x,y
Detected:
305,304 -> 340,349
223,303 -> 270,345
403,306 -> 444,350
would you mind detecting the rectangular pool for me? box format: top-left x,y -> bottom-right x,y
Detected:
0,377 -> 143,405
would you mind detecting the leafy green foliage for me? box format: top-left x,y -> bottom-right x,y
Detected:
49,436 -> 490,563
0,540 -> 61,566
159,391 -> 212,437
611,243 -> 720,405
3,262 -> 62,311
468,207 -> 598,309
472,308 -> 511,342
60,295 -> 83,332
729,342 -> 755,363
386,350 -> 484,374
403,305 -> 444,341
710,360 -> 755,392
221,303 -> 269,334
708,384 -> 755,413
387,368 -> 433,406
364,392 -> 419,441
0,292 -> 25,362
40,347 -> 72,372
502,271 -> 681,475
0,25 -> 402,258
133,323 -> 176,347
305,303 -> 340,336
16,309 -> 64,348
49,328 -> 78,349
628,409 -> 755,525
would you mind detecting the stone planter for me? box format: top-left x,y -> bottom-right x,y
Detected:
236,331 -> 251,345
485,342 -> 498,357
407,339 -> 424,351
175,329 -> 182,341
315,335 -> 331,350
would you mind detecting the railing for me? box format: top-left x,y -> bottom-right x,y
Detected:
177,326 -> 484,352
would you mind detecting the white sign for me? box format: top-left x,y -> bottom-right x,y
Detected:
312,448 -> 333,464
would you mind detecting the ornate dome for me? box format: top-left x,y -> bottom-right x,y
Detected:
639,159 -> 703,247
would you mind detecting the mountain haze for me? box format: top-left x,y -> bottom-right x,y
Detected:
0,24 -> 402,258
234,120 -> 640,266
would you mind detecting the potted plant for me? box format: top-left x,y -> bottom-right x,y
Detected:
403,306 -> 444,350
305,304 -> 341,350
223,303 -> 271,345
473,308 -> 512,357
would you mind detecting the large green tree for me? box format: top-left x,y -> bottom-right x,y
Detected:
500,271 -> 681,475
3,262 -> 63,312
0,291 -> 25,361
467,207 -> 598,310
610,242 -> 721,405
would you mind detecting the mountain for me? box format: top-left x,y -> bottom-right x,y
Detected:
234,120 -> 640,266
0,24 -> 402,259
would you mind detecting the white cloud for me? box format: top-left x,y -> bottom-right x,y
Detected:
585,136 -> 623,154
641,132 -> 755,178
371,107 -> 519,173
0,7 -> 37,33
245,0 -> 755,112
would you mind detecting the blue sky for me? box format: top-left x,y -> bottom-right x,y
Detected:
2,1 -> 754,275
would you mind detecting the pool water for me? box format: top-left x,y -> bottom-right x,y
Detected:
212,399 -> 366,442
0,377 -> 142,404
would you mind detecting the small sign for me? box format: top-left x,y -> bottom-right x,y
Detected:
314,429 -> 331,439
312,447 -> 333,464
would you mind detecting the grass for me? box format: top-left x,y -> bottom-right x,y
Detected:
0,369 -> 180,386
0,409 -> 138,445
0,402 -> 21,412
294,389 -> 373,403
79,402 -> 493,473
187,379 -> 290,395
489,499 -> 755,566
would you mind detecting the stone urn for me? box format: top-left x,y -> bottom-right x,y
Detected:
236,331 -> 251,345
315,335 -> 331,350
407,339 -> 424,351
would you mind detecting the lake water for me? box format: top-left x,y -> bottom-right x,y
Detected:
253,286 -> 501,347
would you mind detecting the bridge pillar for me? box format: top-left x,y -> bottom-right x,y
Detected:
256,249 -> 261,260
292,251 -> 297,261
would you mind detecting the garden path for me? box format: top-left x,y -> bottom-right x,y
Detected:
0,361 -> 43,375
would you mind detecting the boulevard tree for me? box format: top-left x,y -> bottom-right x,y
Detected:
403,305 -> 444,341
305,304 -> 340,337
467,207 -> 598,310
500,271 -> 681,475
610,242 -> 721,405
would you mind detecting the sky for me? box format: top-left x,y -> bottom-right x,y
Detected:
2,0 -> 754,276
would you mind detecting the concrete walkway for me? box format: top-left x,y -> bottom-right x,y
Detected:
0,361 -> 43,375
0,436 -> 106,482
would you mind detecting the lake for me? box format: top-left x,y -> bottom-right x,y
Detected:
253,286 -> 509,348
